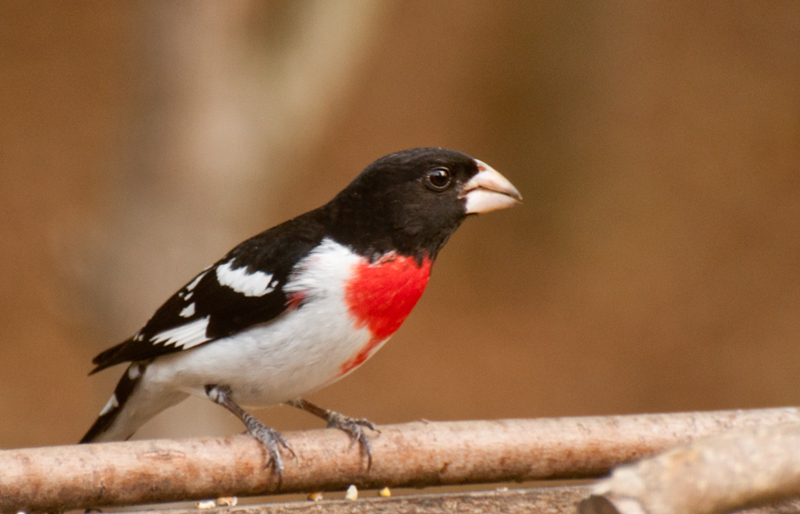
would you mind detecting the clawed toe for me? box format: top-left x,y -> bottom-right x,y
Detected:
287,398 -> 379,469
206,385 -> 294,479
246,419 -> 295,476
326,413 -> 379,468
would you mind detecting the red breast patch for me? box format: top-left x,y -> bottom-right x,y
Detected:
340,253 -> 432,375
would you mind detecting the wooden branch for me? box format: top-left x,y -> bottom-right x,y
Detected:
581,422 -> 800,514
2,408 -> 799,512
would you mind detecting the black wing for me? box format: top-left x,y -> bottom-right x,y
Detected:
90,210 -> 327,374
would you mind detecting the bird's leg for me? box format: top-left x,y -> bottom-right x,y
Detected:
206,384 -> 295,477
287,397 -> 379,468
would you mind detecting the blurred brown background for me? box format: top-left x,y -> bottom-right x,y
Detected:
2,1 -> 799,449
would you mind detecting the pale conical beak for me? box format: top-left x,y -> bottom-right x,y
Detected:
460,159 -> 523,214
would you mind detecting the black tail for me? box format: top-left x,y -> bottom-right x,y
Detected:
88,340 -> 128,375
80,363 -> 145,443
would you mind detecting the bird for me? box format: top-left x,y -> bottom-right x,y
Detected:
80,147 -> 521,474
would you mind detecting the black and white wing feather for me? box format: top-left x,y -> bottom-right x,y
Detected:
90,211 -> 327,374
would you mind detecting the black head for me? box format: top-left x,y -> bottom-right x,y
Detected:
325,147 -> 521,261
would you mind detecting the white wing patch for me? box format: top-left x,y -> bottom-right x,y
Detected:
216,260 -> 279,297
151,316 -> 211,349
180,303 -> 196,318
99,394 -> 119,416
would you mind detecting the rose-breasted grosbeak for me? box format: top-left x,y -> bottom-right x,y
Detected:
81,147 -> 521,473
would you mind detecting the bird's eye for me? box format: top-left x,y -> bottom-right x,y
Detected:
425,167 -> 452,191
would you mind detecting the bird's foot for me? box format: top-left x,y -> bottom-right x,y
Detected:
206,384 -> 294,479
325,411 -> 379,469
242,414 -> 295,476
287,398 -> 379,469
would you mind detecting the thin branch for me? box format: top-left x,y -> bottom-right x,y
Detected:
2,408 -> 799,512
582,422 -> 800,514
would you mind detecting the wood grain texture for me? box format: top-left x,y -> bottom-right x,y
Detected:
134,487 -> 594,514
3,408 -> 799,512
585,422 -> 800,514
124,487 -> 800,514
